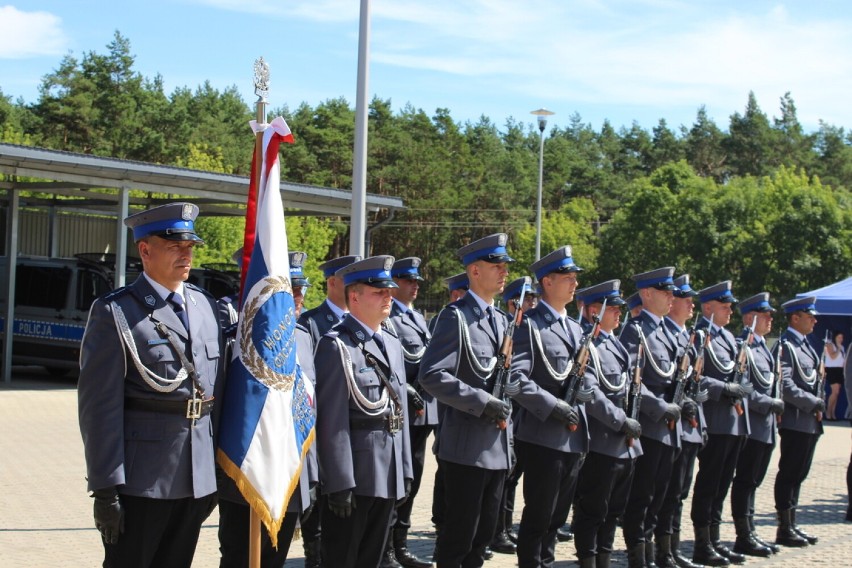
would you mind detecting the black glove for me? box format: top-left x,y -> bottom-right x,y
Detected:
769,398 -> 785,415
406,383 -> 425,414
550,400 -> 579,427
723,382 -> 748,399
327,489 -> 355,518
813,399 -> 826,414
483,397 -> 511,421
620,417 -> 642,438
396,478 -> 412,508
92,487 -> 124,545
301,483 -> 318,523
662,402 -> 681,423
682,398 -> 699,420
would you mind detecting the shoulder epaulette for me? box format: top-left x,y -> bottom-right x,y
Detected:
185,282 -> 215,299
102,286 -> 131,302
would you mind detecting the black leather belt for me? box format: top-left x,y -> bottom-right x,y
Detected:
349,416 -> 388,431
125,397 -> 214,418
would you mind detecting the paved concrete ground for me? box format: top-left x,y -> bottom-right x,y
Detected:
1,367 -> 850,567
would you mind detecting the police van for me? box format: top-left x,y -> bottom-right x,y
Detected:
0,254 -> 239,376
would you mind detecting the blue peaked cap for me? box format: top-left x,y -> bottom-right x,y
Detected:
124,202 -> 203,243
739,292 -> 774,314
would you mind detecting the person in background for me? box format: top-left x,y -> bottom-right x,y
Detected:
773,296 -> 824,549
728,292 -> 782,559
383,257 -> 434,568
491,276 -> 539,556
824,331 -> 845,420
572,279 -> 643,568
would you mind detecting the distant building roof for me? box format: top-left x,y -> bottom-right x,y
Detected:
0,143 -> 404,217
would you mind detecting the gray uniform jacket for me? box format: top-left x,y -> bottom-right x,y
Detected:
508,303 -> 589,454
298,299 -> 343,351
388,301 -> 438,426
584,332 -> 643,459
315,315 -> 413,499
665,318 -> 707,445
695,318 -> 750,436
740,333 -> 778,445
78,277 -> 224,499
774,330 -> 824,436
419,294 -> 512,470
619,312 -> 683,448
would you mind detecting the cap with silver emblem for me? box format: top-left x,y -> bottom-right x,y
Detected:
124,202 -> 203,243
457,233 -> 514,266
336,255 -> 399,288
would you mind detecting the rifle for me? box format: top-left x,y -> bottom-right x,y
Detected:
562,298 -> 607,431
730,319 -> 755,416
686,314 -> 713,403
815,331 -> 829,422
491,277 -> 530,430
669,312 -> 701,430
626,323 -> 644,447
773,341 -> 784,425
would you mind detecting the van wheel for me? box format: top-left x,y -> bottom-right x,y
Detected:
45,367 -> 69,377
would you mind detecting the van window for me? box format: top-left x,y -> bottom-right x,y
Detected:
77,268 -> 112,311
15,265 -> 71,310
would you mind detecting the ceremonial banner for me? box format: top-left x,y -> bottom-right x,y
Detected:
217,116 -> 314,546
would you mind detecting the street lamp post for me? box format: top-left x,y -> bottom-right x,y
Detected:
531,108 -> 555,260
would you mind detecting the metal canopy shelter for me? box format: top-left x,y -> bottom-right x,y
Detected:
0,143 -> 405,381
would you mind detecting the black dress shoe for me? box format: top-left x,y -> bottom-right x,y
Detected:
557,526 -> 574,542
507,528 -> 518,544
483,547 -> 494,560
490,531 -> 517,554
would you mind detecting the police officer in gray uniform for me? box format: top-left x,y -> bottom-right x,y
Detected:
429,271 -> 470,540
297,253 -> 361,567
572,280 -> 644,568
655,274 -> 706,568
691,281 -> 752,567
384,256 -> 433,568
78,202 -> 224,568
619,267 -> 684,568
491,276 -> 539,556
217,251 -> 319,567
420,233 -> 514,568
773,296 -> 824,548
315,255 -> 414,568
729,293 -> 783,558
507,246 -> 589,568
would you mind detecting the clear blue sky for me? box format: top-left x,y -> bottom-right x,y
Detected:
2,0 -> 851,134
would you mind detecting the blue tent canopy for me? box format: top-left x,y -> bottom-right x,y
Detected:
797,276 -> 852,316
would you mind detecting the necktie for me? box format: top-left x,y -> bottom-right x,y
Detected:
373,332 -> 387,356
486,306 -> 498,338
167,292 -> 190,332
558,316 -> 569,336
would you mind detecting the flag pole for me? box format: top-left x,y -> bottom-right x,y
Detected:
247,56 -> 269,568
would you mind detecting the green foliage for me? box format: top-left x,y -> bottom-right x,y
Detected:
2,32 -> 852,311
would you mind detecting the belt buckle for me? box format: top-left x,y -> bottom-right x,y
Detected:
186,398 -> 203,421
387,412 -> 403,433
